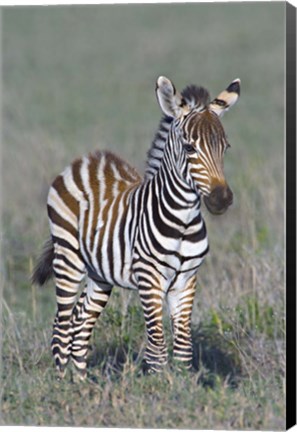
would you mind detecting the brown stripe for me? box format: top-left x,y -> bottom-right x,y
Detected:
72,158 -> 86,197
47,205 -> 78,239
88,154 -> 100,251
51,175 -> 79,215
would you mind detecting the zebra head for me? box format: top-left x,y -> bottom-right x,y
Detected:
155,76 -> 240,215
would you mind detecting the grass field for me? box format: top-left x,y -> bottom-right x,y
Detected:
1,3 -> 285,429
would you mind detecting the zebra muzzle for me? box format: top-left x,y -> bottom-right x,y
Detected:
203,185 -> 233,215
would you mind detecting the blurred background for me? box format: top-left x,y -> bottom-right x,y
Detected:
2,3 -> 285,428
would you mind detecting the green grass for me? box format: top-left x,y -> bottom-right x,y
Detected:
1,3 -> 285,429
1,288 -> 285,429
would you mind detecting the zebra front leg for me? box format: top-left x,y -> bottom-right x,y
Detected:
71,277 -> 113,379
139,286 -> 167,373
167,275 -> 196,370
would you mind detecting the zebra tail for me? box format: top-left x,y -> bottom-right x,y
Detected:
31,238 -> 54,286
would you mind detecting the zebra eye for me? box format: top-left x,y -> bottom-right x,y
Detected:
184,143 -> 196,154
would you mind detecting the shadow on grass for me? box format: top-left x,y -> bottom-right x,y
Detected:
87,323 -> 243,388
87,343 -> 139,378
191,324 -> 242,388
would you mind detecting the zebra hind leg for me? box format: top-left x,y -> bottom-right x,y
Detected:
52,246 -> 86,380
71,277 -> 113,379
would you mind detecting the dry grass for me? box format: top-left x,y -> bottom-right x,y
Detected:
1,3 -> 285,429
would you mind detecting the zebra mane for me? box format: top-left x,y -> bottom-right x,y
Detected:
145,84 -> 210,179
181,85 -> 210,110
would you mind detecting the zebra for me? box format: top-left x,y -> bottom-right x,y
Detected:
32,76 -> 240,379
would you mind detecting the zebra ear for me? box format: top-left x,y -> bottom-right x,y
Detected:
209,78 -> 240,117
156,76 -> 190,118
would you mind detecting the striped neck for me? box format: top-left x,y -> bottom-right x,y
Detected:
145,115 -> 173,180
155,135 -> 200,209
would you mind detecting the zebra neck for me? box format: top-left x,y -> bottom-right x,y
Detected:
155,158 -> 200,211
145,115 -> 173,180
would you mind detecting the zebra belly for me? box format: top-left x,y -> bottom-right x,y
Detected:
76,188 -> 140,290
78,202 -> 208,292
79,231 -> 138,290
87,246 -> 140,290
82,234 -> 208,292
85,260 -> 138,290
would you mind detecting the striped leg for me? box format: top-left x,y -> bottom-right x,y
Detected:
71,277 -> 113,379
52,244 -> 86,379
167,276 -> 196,369
139,287 -> 167,373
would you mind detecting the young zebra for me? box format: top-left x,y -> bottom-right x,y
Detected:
32,76 -> 240,379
